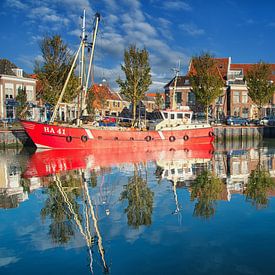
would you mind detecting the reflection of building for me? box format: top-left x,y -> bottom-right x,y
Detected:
157,158 -> 211,186
213,147 -> 275,201
0,151 -> 41,208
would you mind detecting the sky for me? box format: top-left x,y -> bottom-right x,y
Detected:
1,0 -> 275,92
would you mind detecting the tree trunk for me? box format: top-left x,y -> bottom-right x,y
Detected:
206,105 -> 209,124
132,99 -> 136,127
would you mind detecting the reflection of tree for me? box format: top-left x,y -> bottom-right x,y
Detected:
120,166 -> 154,228
245,165 -> 275,209
190,170 -> 223,219
41,172 -> 82,244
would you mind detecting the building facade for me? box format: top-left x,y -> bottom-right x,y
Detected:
0,68 -> 36,120
164,57 -> 275,119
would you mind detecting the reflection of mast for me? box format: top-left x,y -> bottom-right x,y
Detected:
82,176 -> 108,272
172,181 -> 181,214
54,175 -> 95,274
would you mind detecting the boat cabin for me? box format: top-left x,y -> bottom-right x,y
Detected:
148,107 -> 193,130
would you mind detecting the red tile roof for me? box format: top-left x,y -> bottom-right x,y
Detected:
230,63 -> 275,81
89,84 -> 123,109
188,57 -> 230,81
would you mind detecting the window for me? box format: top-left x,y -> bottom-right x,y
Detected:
188,91 -> 195,105
216,96 -> 223,105
233,91 -> 240,103
242,107 -> 249,118
233,107 -> 240,116
177,113 -> 183,119
170,113 -> 175,119
176,92 -> 182,104
163,112 -> 168,119
26,85 -> 34,101
185,114 -> 191,119
242,91 -> 248,103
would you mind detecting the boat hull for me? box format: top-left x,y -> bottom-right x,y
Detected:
21,120 -> 214,149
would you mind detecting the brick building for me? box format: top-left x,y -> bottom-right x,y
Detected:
164,57 -> 275,119
91,83 -> 130,116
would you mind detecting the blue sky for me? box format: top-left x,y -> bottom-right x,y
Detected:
1,0 -> 275,91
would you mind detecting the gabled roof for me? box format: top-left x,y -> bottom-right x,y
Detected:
0,58 -> 28,77
188,57 -> 230,81
164,76 -> 190,89
0,59 -> 16,75
230,63 -> 275,81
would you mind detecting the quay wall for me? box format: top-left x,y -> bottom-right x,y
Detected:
0,129 -> 31,149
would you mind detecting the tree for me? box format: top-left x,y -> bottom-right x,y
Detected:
154,93 -> 164,110
246,62 -> 275,119
245,164 -> 275,209
15,86 -> 28,119
117,45 -> 152,126
190,170 -> 223,219
34,35 -> 80,106
189,53 -> 224,123
120,166 -> 154,228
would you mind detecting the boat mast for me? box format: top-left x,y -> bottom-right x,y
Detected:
171,60 -> 180,110
77,9 -> 87,126
50,10 -> 85,124
84,13 -> 100,108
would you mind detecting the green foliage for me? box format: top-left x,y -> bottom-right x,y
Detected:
190,170 -> 223,219
120,167 -> 154,228
41,172 -> 82,244
154,93 -> 164,110
15,86 -> 28,119
34,35 -> 80,105
245,165 -> 275,209
189,53 -> 224,122
86,88 -> 96,115
117,45 -> 152,125
246,62 -> 275,118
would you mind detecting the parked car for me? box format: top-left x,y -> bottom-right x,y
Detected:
226,116 -> 250,126
258,116 -> 275,126
259,117 -> 270,125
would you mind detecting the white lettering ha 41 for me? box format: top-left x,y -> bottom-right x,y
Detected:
44,126 -> 66,135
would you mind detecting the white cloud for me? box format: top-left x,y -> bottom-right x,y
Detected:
179,23 -> 205,36
5,0 -> 27,9
0,256 -> 19,267
162,1 -> 192,11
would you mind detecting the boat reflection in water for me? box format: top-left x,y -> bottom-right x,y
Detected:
22,144 -> 213,273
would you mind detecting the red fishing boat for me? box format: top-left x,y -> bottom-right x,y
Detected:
21,11 -> 214,150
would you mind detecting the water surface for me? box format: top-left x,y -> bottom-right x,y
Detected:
1,140 -> 275,274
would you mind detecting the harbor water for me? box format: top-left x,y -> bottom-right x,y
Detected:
1,140 -> 275,274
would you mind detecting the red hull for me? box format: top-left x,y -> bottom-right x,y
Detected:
23,145 -> 214,178
21,120 -> 214,149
